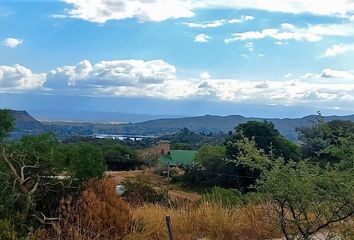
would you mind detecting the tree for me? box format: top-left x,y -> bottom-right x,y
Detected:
0,133 -> 68,230
260,161 -> 354,240
0,109 -> 15,142
55,143 -> 106,181
235,136 -> 354,240
182,144 -> 243,190
139,147 -> 160,168
298,117 -> 354,165
226,121 -> 301,161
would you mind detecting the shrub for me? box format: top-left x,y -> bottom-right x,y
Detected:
122,178 -> 168,205
0,219 -> 17,240
39,179 -> 132,240
201,187 -> 243,208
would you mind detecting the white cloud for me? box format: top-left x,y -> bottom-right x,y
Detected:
3,60 -> 354,108
0,64 -> 45,90
322,43 -> 354,57
225,23 -> 353,43
228,15 -> 254,23
302,68 -> 354,79
194,33 -> 211,43
184,19 -> 226,28
46,59 -> 177,89
61,1 -> 354,23
200,72 -> 211,79
193,0 -> 354,18
184,15 -> 254,28
320,68 -> 354,79
2,38 -> 23,48
62,0 -> 195,23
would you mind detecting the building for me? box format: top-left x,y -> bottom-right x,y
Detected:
157,140 -> 197,167
157,140 -> 171,155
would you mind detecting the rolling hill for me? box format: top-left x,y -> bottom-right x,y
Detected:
9,110 -> 354,141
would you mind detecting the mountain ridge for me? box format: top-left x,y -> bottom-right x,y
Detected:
8,110 -> 354,140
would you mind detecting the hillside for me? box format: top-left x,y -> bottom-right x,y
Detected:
118,114 -> 354,140
10,110 -> 354,140
10,110 -> 44,138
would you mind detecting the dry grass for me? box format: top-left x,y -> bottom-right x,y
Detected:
33,179 -> 131,240
107,169 -> 202,203
125,203 -> 281,240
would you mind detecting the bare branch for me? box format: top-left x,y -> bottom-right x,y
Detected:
1,145 -> 20,179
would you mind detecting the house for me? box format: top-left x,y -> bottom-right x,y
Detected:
157,140 -> 197,167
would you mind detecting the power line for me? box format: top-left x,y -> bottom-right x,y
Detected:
195,170 -> 258,179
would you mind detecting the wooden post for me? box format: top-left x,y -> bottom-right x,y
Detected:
165,215 -> 174,240
167,160 -> 170,194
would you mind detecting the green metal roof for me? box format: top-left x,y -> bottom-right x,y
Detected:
158,150 -> 197,166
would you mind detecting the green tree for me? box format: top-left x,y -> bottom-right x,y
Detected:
226,121 -> 301,161
298,117 -> 354,165
235,136 -> 354,240
0,109 -> 15,142
260,161 -> 354,240
55,143 -> 106,181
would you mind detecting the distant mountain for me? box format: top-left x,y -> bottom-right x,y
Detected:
10,110 -> 44,138
118,114 -> 354,140
9,110 -> 354,141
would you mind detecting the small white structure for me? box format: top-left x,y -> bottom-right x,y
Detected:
116,185 -> 126,196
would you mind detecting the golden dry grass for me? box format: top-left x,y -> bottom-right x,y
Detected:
107,169 -> 202,203
125,203 -> 281,240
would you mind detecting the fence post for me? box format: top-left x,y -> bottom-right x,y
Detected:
165,215 -> 174,240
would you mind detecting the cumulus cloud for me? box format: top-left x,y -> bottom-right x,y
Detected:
225,23 -> 354,43
62,0 -> 194,23
46,59 -> 177,89
322,43 -> 354,57
2,59 -> 354,108
320,68 -> 354,79
194,33 -> 211,43
2,38 -> 23,48
302,68 -> 354,79
0,64 -> 45,90
60,1 -> 354,23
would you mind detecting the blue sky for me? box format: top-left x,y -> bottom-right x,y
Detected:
1,0 -> 354,120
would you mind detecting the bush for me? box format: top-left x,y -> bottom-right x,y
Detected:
0,219 -> 17,240
122,178 -> 168,205
201,187 -> 243,208
38,179 -> 132,240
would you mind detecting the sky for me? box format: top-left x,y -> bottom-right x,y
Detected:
1,0 -> 354,120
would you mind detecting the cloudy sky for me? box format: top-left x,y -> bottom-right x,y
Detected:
1,0 -> 354,120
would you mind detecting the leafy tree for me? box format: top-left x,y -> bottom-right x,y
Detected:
195,144 -> 226,171
298,116 -> 354,165
55,143 -> 106,181
260,161 -> 354,240
0,109 -> 15,142
0,133 -> 68,230
182,144 -> 245,190
226,121 -> 301,161
235,136 -> 354,240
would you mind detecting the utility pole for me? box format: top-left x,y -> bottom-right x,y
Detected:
167,160 -> 170,194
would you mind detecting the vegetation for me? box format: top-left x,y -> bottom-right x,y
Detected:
1,110 -> 354,239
